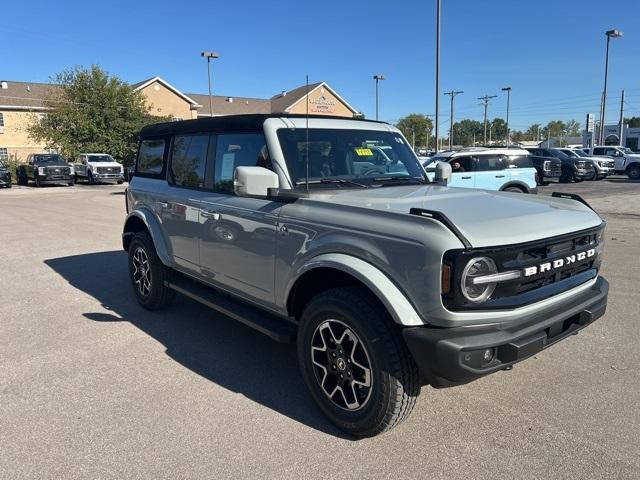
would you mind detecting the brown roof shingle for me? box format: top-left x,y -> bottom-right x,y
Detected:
0,81 -> 59,109
187,93 -> 271,116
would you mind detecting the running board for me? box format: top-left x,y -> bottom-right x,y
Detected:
164,275 -> 297,343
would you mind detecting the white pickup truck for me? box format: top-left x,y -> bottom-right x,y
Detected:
73,153 -> 124,184
585,146 -> 640,180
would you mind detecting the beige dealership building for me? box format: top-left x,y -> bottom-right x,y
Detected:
0,76 -> 360,162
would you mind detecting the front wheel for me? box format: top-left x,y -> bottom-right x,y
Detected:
503,186 -> 525,193
297,287 -> 420,438
627,164 -> 640,180
88,171 -> 95,185
35,175 -> 42,187
573,176 -> 584,183
127,232 -> 175,310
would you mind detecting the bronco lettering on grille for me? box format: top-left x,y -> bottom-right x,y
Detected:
523,248 -> 596,277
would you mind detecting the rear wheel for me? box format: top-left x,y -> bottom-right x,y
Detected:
503,186 -> 525,193
17,169 -> 27,185
627,164 -> 640,180
297,287 -> 420,438
127,231 -> 175,310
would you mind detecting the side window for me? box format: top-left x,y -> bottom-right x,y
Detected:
449,156 -> 473,172
169,134 -> 209,188
137,138 -> 166,175
214,133 -> 269,192
476,154 -> 504,171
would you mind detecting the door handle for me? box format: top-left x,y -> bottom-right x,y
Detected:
201,210 -> 221,221
461,176 -> 472,179
495,175 -> 506,178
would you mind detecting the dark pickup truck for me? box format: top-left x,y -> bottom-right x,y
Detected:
526,148 -> 593,183
528,155 -> 561,185
17,154 -> 74,187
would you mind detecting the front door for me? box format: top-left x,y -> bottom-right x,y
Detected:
198,132 -> 280,304
448,155 -> 475,189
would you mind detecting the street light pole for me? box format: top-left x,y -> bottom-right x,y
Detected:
444,90 -> 463,150
201,51 -> 220,117
434,0 -> 441,153
501,86 -> 511,146
373,74 -> 385,121
599,29 -> 623,145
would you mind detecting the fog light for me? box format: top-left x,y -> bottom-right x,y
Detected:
482,348 -> 494,363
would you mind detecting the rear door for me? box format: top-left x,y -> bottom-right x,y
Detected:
448,155 -> 475,188
474,154 -> 507,190
160,133 -> 213,271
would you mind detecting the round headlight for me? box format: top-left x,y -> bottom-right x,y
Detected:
461,256 -> 498,303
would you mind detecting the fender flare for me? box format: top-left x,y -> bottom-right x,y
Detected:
500,180 -> 531,193
286,253 -> 424,326
122,208 -> 173,266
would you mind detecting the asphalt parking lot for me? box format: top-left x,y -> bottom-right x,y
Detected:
1,179 -> 639,479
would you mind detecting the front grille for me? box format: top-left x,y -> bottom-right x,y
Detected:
97,166 -> 120,174
443,225 -> 604,310
45,166 -> 70,175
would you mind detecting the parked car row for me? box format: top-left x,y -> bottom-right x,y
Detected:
13,153 -> 124,187
420,143 -> 638,195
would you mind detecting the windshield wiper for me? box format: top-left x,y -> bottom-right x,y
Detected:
295,179 -> 369,188
370,176 -> 428,185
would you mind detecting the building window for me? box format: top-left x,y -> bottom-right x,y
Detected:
0,148 -> 8,161
0,112 -> 4,130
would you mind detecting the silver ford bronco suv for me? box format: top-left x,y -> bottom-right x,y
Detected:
123,114 -> 608,437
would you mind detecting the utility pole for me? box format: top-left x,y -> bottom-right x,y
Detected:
444,90 -> 463,150
478,94 -> 497,144
619,89 -> 625,146
501,86 -> 512,146
434,0 -> 441,153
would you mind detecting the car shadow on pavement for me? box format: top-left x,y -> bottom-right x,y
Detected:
45,250 -> 351,439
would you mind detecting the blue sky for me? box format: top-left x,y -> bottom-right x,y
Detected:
2,0 -> 639,132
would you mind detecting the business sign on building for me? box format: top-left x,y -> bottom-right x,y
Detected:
586,113 -> 595,133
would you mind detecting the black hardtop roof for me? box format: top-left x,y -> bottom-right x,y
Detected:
139,114 -> 385,138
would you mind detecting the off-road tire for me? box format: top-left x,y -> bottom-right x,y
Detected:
35,175 -> 42,187
503,186 -> 525,193
297,287 -> 420,438
127,231 -> 175,310
88,171 -> 95,185
559,170 -> 573,183
573,176 -> 584,183
117,180 -> 124,184
627,164 -> 640,180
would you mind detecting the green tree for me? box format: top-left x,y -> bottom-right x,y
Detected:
490,118 -> 507,143
451,119 -> 483,146
395,114 -> 433,149
541,120 -> 566,142
565,119 -> 581,136
624,116 -> 640,128
525,123 -> 542,141
29,65 -> 169,167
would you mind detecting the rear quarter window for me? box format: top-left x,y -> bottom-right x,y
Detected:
137,138 -> 167,176
504,155 -> 534,168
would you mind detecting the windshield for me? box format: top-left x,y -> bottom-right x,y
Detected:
277,128 -> 427,187
88,155 -> 115,162
33,155 -> 65,164
561,149 -> 579,157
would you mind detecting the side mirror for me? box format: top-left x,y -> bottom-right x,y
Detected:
434,161 -> 452,185
234,166 -> 279,197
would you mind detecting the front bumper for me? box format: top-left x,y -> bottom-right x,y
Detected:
37,175 -> 72,184
403,276 -> 608,387
93,173 -> 124,180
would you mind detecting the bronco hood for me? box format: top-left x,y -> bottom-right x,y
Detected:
308,185 -> 602,248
